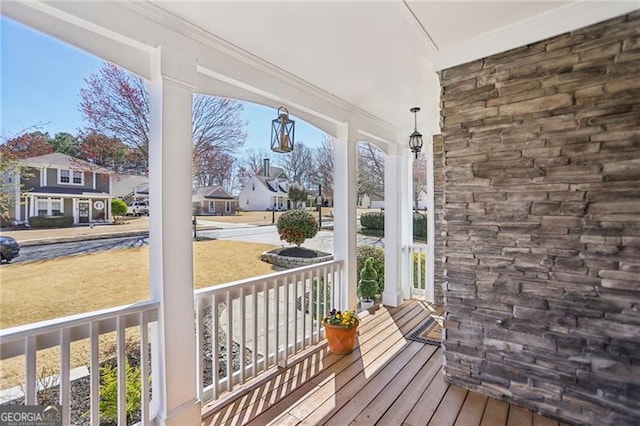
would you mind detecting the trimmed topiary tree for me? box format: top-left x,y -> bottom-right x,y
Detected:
111,199 -> 128,223
277,209 -> 318,247
356,245 -> 384,292
359,257 -> 379,302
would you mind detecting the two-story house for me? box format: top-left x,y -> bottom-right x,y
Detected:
238,159 -> 293,211
14,153 -> 114,224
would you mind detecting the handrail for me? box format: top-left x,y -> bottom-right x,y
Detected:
195,260 -> 343,403
194,259 -> 343,298
0,301 -> 159,360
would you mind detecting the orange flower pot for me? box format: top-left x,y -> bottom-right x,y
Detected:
323,319 -> 359,355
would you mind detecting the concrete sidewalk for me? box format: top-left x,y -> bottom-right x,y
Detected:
1,211 -> 336,247
1,217 -> 218,247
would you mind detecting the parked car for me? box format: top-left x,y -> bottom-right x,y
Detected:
0,236 -> 20,263
127,201 -> 149,216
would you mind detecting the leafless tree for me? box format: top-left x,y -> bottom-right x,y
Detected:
412,152 -> 427,210
357,141 -> 385,203
79,63 -> 247,176
278,142 -> 313,185
309,135 -> 334,200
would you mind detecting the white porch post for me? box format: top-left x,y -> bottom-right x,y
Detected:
14,171 -> 20,220
148,47 -> 200,425
383,145 -> 412,307
333,123 -> 358,311
425,135 -> 436,303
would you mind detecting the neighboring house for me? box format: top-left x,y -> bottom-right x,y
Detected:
111,174 -> 149,204
12,153 -> 114,224
192,186 -> 236,215
238,159 -> 293,211
360,193 -> 384,209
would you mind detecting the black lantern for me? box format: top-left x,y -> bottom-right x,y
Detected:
271,106 -> 295,153
409,107 -> 423,159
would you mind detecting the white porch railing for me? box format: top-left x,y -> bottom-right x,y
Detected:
0,301 -> 158,426
0,260 -> 344,424
194,260 -> 343,404
408,244 -> 431,300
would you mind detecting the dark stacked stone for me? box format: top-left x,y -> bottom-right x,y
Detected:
437,11 -> 640,426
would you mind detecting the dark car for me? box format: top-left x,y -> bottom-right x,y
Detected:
0,236 -> 20,263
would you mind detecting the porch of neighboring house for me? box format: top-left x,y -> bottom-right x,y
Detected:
203,300 -> 567,426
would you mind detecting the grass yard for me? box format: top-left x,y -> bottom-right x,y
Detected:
0,239 -> 277,389
0,239 -> 277,329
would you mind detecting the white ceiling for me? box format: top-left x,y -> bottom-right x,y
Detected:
5,0 -> 637,141
153,1 -> 639,138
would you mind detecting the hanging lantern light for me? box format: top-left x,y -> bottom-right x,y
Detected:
270,106 -> 295,153
409,107 -> 423,159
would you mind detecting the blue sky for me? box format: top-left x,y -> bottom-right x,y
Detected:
0,16 -> 325,152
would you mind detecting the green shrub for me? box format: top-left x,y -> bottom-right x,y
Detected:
360,211 -> 428,239
412,252 -> 427,289
277,209 -> 318,247
111,199 -> 128,222
99,361 -> 142,425
413,212 -> 427,239
360,212 -> 384,230
358,258 -> 379,300
28,216 -> 74,228
356,245 -> 384,293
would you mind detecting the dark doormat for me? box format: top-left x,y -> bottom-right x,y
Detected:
407,316 -> 443,346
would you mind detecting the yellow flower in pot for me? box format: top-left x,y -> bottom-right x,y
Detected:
323,309 -> 359,355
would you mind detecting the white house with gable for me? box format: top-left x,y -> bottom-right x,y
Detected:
238,159 -> 293,211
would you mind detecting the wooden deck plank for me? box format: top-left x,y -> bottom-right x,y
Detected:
403,367 -> 450,426
455,391 -> 488,426
215,302 -> 423,425
507,404 -> 533,426
287,314 -> 431,423
330,343 -> 438,425
317,342 -> 425,425
248,305 -> 430,425
479,398 -> 509,426
533,412 -> 559,426
427,385 -> 468,426
203,300 -> 563,426
376,349 -> 444,425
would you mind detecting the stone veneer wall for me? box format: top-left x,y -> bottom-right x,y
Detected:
437,12 -> 640,426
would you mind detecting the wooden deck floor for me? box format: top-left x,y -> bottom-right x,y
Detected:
203,300 -> 567,426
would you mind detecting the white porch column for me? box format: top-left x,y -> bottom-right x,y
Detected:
148,47 -> 200,425
14,171 -> 20,220
72,199 -> 78,224
333,123 -> 358,311
107,197 -> 113,223
425,136 -> 436,303
383,145 -> 412,307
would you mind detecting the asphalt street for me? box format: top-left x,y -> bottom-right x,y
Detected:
11,236 -> 148,263
9,225 -> 383,264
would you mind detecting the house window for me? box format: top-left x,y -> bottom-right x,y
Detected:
58,169 -> 84,185
36,198 -> 64,216
209,200 -> 215,212
225,201 -> 231,213
51,200 -> 62,216
72,171 -> 83,184
37,200 -> 48,216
